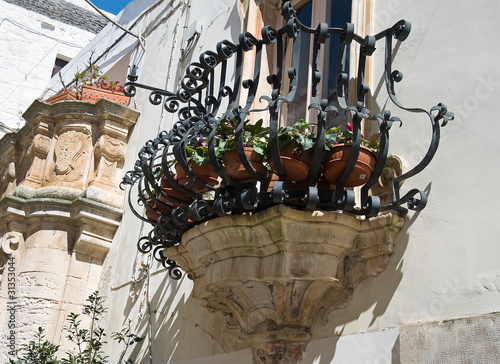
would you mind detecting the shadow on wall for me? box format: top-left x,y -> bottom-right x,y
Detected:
303,186 -> 430,364
116,266 -> 248,363
301,189 -> 431,364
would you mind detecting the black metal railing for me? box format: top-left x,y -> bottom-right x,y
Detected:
121,1 -> 453,278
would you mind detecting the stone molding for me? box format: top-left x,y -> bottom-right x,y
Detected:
0,185 -> 123,258
166,205 -> 404,363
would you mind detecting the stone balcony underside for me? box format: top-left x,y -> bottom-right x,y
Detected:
166,205 -> 404,363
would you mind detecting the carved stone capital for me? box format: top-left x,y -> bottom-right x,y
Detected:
166,205 -> 404,363
28,134 -> 51,158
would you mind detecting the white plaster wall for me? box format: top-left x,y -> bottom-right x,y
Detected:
0,1 -> 98,135
321,0 -> 500,335
17,0 -> 498,362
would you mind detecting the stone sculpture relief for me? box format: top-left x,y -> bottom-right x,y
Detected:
92,134 -> 126,186
0,162 -> 16,198
45,127 -> 91,186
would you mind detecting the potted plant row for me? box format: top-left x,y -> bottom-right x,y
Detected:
45,63 -> 130,106
145,118 -> 381,222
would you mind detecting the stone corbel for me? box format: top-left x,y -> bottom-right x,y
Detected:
73,228 -> 112,262
22,134 -> 51,189
0,162 -> 16,198
166,205 -> 404,363
90,134 -> 126,191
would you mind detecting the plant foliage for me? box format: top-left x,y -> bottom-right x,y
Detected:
6,292 -> 142,364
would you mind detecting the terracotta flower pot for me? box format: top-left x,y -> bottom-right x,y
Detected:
80,84 -> 130,106
323,144 -> 376,187
145,199 -> 171,223
222,147 -> 267,183
45,90 -> 78,103
160,176 -> 193,206
269,142 -> 312,182
175,161 -> 218,193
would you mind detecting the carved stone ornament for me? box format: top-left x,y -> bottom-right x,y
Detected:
166,205 -> 404,363
45,127 -> 91,185
0,231 -> 23,278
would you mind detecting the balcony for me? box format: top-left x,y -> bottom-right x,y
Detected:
121,2 -> 453,362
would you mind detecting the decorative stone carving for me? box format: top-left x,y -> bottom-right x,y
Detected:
0,99 -> 139,356
372,156 -> 404,205
0,231 -> 23,279
91,134 -> 126,189
166,205 -> 404,363
45,127 -> 92,188
0,162 -> 16,198
23,134 -> 51,188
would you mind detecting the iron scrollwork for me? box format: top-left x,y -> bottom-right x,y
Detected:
121,2 -> 453,278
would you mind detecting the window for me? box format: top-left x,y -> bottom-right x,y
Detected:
51,57 -> 69,78
284,0 -> 352,128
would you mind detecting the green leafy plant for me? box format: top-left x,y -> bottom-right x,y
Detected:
8,327 -> 59,364
325,122 -> 381,155
110,320 -> 144,364
63,291 -> 108,364
216,118 -> 269,157
73,64 -> 124,97
276,119 -> 316,152
185,137 -> 219,166
6,292 -> 142,364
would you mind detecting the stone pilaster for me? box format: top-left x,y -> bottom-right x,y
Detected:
0,98 -> 139,358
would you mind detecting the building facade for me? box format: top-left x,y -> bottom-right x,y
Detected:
1,0 -> 500,363
0,0 -> 108,137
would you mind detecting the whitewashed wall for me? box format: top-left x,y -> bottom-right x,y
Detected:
0,0 -> 103,137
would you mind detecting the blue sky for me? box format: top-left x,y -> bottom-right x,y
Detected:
92,0 -> 133,15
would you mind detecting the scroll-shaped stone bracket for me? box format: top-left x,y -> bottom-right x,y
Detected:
90,134 -> 126,190
371,155 -> 404,206
0,231 -> 23,279
166,205 -> 404,363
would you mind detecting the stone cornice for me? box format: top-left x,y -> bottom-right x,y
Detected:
0,185 -> 122,260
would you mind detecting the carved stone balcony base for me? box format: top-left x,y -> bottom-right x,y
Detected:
166,205 -> 404,363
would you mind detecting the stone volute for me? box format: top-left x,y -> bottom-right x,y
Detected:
166,205 -> 404,363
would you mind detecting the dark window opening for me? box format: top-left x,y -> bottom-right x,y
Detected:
285,0 -> 352,127
51,57 -> 69,78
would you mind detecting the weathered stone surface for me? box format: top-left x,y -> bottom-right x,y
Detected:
0,99 -> 139,206
166,205 -> 404,363
400,312 -> 500,364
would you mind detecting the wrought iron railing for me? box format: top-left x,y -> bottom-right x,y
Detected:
121,1 -> 453,278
